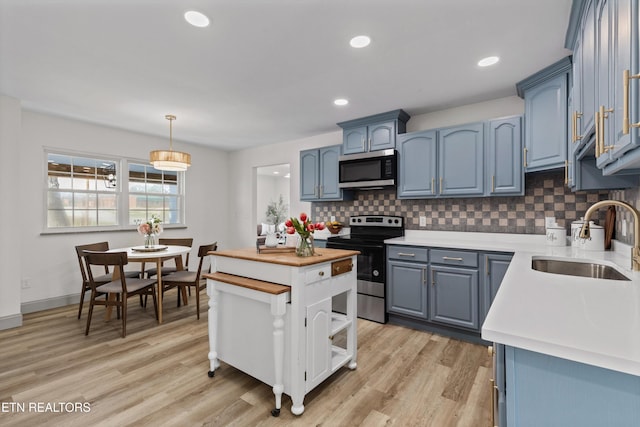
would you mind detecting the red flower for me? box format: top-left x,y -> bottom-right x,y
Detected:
299,212 -> 307,222
285,219 -> 293,227
307,223 -> 315,232
286,226 -> 295,234
315,222 -> 325,231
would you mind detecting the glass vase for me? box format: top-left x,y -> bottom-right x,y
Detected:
296,234 -> 315,257
144,233 -> 156,248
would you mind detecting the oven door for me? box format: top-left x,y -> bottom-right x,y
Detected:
326,240 -> 385,284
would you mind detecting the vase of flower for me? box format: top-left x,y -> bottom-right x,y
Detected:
296,234 -> 315,257
285,212 -> 325,257
137,215 -> 163,247
144,233 -> 156,248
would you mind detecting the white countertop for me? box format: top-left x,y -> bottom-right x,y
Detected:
386,230 -> 640,377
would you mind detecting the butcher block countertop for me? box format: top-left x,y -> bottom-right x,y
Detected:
211,247 -> 360,267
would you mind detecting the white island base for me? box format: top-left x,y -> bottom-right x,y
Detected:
204,247 -> 359,416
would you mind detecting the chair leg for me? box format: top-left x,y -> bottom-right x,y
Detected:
195,284 -> 200,320
151,287 -> 158,321
78,287 -> 86,319
85,291 -> 95,335
122,295 -> 127,338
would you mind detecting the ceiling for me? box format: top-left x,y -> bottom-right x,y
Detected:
0,0 -> 573,152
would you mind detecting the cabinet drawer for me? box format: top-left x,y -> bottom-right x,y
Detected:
387,246 -> 428,262
430,249 -> 478,267
305,265 -> 331,284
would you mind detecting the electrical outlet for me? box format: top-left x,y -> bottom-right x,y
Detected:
21,278 -> 31,289
419,216 -> 427,227
330,215 -> 336,222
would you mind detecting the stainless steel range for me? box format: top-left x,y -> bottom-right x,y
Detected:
327,215 -> 404,323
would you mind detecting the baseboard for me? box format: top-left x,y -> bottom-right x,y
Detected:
21,294 -> 80,314
0,313 -> 23,331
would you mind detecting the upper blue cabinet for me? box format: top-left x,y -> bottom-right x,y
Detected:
487,116 -> 523,196
337,109 -> 410,155
566,0 -> 640,176
300,145 -> 347,201
516,57 -> 571,173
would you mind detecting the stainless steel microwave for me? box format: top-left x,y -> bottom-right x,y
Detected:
338,149 -> 397,189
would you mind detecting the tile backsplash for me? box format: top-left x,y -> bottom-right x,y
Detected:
609,187 -> 640,246
312,170 -> 610,235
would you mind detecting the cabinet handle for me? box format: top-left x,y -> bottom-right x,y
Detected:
422,267 -> 426,284
572,111 -> 583,142
431,177 -> 435,195
595,110 -> 601,157
368,137 -> 371,152
486,257 -> 490,276
523,147 -> 528,167
491,175 -> 495,193
439,177 -> 443,194
600,105 -> 615,154
319,185 -> 323,198
623,70 -> 640,134
442,256 -> 463,262
361,136 -> 365,150
431,269 -> 435,286
490,378 -> 496,427
397,252 -> 415,257
564,160 -> 568,185
318,271 -> 324,277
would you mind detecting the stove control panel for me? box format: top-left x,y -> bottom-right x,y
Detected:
349,215 -> 403,228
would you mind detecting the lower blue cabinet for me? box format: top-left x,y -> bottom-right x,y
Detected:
505,346 -> 640,426
429,264 -> 479,330
387,260 -> 428,319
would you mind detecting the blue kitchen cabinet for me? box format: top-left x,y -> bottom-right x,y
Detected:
429,248 -> 479,331
487,116 -> 523,195
299,145 -> 346,201
517,57 -> 571,172
438,122 -> 485,196
505,346 -> 640,426
429,264 -> 478,330
338,109 -> 410,155
480,253 -> 512,327
396,130 -> 437,198
580,0 -> 597,140
387,246 -> 429,319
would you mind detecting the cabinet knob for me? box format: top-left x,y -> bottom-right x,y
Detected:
318,271 -> 324,276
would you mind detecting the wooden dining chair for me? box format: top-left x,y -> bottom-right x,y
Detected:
160,242 -> 217,319
143,237 -> 194,278
83,250 -> 158,338
75,242 -> 141,319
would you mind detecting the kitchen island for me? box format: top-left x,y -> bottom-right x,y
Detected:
204,247 -> 359,416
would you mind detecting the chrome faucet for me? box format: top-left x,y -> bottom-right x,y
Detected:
579,200 -> 640,271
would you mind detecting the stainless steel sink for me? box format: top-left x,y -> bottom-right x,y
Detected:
531,258 -> 631,281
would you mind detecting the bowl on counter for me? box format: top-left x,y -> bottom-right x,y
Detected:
325,222 -> 343,234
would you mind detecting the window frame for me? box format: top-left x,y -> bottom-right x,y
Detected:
43,148 -> 187,234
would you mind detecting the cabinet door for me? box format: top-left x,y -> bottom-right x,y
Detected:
487,117 -> 523,195
429,264 -> 479,330
596,0 -> 616,168
580,0 -> 597,137
387,260 -> 428,319
524,73 -> 568,171
368,120 -> 397,152
306,297 -> 332,391
397,130 -> 437,198
610,0 -> 637,159
481,253 -> 512,326
300,149 -> 319,201
319,146 -> 341,200
342,126 -> 367,154
439,123 -> 484,196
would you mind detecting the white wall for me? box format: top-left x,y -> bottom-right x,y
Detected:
7,104 -> 229,320
256,174 -> 290,224
228,96 -> 524,249
0,95 -> 23,328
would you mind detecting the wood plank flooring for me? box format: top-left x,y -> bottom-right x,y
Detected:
0,289 -> 491,426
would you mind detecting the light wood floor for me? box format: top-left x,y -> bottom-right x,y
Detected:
0,289 -> 491,426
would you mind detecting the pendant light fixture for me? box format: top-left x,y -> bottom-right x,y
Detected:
150,114 -> 191,171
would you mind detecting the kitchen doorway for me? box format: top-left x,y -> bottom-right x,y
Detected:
255,164 -> 290,236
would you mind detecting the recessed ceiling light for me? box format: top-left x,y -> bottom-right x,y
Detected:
273,171 -> 279,175
350,35 -> 371,48
184,11 -> 210,28
478,56 -> 500,67
334,98 -> 349,106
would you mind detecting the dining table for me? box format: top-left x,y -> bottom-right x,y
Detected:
109,245 -> 192,324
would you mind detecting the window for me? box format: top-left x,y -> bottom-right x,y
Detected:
45,151 -> 185,232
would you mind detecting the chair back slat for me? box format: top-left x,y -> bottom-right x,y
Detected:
158,238 -> 194,268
